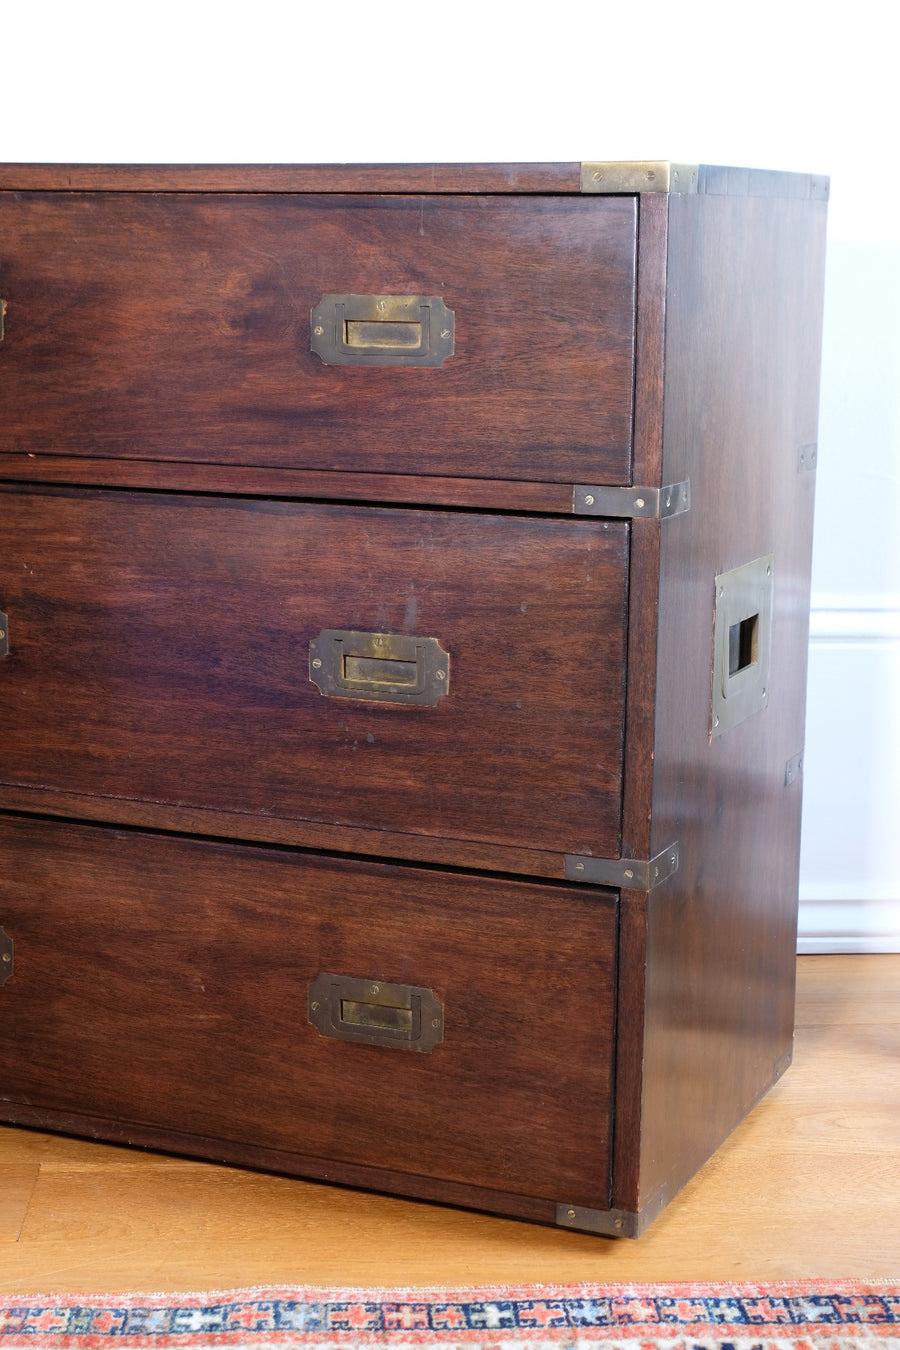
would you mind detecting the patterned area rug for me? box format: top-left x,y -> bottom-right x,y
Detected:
1,1282 -> 897,1349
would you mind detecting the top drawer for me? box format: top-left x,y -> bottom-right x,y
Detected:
0,192 -> 636,484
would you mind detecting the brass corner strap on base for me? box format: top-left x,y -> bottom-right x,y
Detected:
557,1184 -> 668,1239
557,1202 -> 639,1237
564,843 -> 679,891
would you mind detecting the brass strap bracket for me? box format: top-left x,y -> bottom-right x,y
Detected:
573,481 -> 690,520
784,751 -> 804,787
564,843 -> 679,891
0,927 -> 13,986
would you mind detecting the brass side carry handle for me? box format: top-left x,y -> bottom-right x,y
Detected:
711,555 -> 773,737
309,629 -> 450,706
310,294 -> 455,367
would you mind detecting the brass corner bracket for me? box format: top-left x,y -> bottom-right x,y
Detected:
564,843 -> 679,891
581,163 -> 829,201
574,482 -> 690,520
581,161 -> 699,195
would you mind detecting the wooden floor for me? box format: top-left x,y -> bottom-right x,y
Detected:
1,954 -> 897,1293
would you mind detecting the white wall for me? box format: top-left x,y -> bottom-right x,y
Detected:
3,0 -> 898,949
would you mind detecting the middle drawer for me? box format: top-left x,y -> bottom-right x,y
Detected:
0,487 -> 628,863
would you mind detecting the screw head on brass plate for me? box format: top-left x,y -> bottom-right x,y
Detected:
0,927 -> 13,986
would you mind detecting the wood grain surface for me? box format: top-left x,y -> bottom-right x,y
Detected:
624,189 -> 829,1213
0,955 -> 895,1288
0,457 -> 578,515
0,488 -> 628,860
0,192 -> 636,482
0,163 -> 588,194
0,167 -> 831,1249
0,815 -> 618,1212
0,162 -> 829,197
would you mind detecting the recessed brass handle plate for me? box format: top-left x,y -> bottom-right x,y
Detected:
309,629 -> 450,706
308,973 -> 444,1052
712,555 -> 774,737
310,294 -> 455,367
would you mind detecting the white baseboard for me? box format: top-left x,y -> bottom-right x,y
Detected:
798,935 -> 900,953
798,894 -> 900,953
807,596 -> 900,643
797,595 -> 900,952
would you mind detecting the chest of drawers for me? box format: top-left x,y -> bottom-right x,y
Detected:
0,160 -> 828,1237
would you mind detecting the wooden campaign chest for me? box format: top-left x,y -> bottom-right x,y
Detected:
0,160 -> 828,1237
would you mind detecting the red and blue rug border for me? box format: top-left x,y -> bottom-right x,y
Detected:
2,1282 -> 898,1345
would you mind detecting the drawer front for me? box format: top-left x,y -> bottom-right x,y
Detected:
0,816 -> 617,1207
0,487 -> 628,860
0,192 -> 636,484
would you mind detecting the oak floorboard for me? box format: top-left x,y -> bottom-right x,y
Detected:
1,955 -> 898,1292
0,1166 -> 40,1244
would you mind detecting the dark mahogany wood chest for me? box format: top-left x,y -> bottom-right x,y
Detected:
0,160 -> 828,1236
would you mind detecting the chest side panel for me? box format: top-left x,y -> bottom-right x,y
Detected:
621,191 -> 828,1214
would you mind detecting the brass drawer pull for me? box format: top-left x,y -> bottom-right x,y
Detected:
308,973 -> 444,1052
309,629 -> 450,706
0,612 -> 7,659
310,294 -> 455,367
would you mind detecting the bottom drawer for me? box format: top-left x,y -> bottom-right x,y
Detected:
0,816 -> 617,1216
